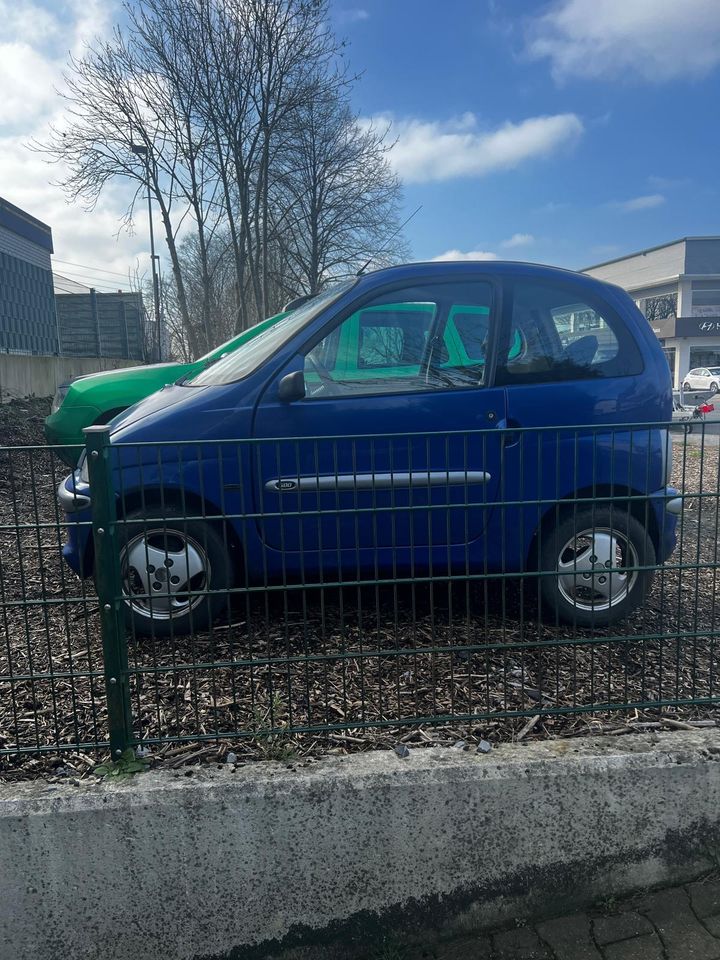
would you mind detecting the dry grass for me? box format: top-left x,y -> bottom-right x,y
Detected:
1,399 -> 719,781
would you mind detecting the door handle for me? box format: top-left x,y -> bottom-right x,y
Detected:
496,417 -> 522,447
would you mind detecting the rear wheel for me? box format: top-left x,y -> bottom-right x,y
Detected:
683,382 -> 691,391
710,382 -> 718,395
539,506 -> 655,627
117,507 -> 231,637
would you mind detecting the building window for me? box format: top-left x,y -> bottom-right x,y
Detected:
663,347 -> 676,381
692,281 -> 720,318
689,346 -> 720,369
637,293 -> 677,323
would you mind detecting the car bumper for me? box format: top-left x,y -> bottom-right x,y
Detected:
59,474 -> 94,579
651,486 -> 680,562
44,415 -> 84,467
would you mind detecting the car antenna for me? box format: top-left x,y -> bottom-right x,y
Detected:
356,204 -> 423,276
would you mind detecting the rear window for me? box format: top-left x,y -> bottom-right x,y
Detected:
497,279 -> 643,384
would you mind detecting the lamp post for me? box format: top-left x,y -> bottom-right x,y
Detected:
130,142 -> 162,361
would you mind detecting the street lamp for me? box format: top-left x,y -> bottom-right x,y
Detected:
130,142 -> 162,361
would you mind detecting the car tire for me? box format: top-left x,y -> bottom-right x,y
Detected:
539,506 -> 655,628
683,382 -> 691,391
711,382 -> 718,395
116,507 -> 232,637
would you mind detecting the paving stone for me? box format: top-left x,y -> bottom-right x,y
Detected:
492,926 -> 551,959
705,916 -> 720,939
637,887 -> 720,959
536,914 -> 602,960
593,912 -> 653,945
689,880 -> 720,920
603,932 -> 664,960
432,935 -> 493,959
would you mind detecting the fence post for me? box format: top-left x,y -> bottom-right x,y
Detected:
84,425 -> 133,758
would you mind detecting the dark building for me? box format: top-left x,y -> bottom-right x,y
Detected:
0,196 -> 57,354
0,195 -> 146,362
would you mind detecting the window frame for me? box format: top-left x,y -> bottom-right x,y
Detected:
293,274 -> 502,401
494,276 -> 644,387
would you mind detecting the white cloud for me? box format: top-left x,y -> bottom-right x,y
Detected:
648,175 -> 690,189
502,232 -> 534,248
612,194 -> 666,213
535,200 -> 568,215
432,249 -> 499,262
0,1 -> 153,281
0,0 -> 62,44
373,112 -> 583,183
527,0 -> 720,83
0,42 -> 60,125
338,8 -> 369,22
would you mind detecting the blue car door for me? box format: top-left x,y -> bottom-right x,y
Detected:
251,277 -> 508,574
492,274 -> 654,570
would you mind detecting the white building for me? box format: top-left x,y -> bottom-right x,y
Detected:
583,237 -> 720,389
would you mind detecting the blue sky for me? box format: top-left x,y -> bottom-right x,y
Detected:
1,0 -> 719,283
332,0 -> 720,269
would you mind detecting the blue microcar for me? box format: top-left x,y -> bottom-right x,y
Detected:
59,261 -> 680,636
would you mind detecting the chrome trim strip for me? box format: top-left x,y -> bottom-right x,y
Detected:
265,470 -> 491,492
57,479 -> 91,513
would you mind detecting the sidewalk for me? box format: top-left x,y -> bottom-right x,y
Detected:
419,878 -> 720,959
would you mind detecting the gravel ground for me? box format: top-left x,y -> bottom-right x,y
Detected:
1,399 -> 719,782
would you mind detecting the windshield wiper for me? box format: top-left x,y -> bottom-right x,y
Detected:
175,354 -> 224,386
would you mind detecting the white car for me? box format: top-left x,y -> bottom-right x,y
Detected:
681,367 -> 720,393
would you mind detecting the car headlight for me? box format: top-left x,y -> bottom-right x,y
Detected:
78,453 -> 90,484
51,383 -> 71,414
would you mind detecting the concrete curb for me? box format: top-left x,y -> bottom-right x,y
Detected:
2,730 -> 720,960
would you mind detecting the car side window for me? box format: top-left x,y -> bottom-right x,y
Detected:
498,279 -> 642,384
301,281 -> 493,399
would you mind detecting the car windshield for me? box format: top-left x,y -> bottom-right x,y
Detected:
195,333 -> 241,365
190,281 -> 356,386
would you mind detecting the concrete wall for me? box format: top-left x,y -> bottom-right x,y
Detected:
2,731 -> 720,960
0,353 -> 141,402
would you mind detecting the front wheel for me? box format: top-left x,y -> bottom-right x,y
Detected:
683,382 -> 691,391
117,507 -> 232,637
539,507 -> 655,627
711,382 -> 719,395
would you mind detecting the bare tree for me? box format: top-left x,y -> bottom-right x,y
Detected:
38,0 -> 410,360
275,91 -> 407,295
38,27 -> 200,336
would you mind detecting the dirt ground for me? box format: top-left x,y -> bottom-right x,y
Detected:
1,398 -> 718,781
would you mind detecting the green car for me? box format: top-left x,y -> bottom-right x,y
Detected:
45,312 -> 287,465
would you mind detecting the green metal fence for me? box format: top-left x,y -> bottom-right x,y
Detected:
1,420 -> 718,768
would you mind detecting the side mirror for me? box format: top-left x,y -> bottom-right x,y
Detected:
278,370 -> 306,402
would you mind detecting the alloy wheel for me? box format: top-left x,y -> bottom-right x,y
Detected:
556,525 -> 638,613
119,527 -> 211,621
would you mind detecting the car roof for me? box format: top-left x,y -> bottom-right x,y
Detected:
355,259 -> 627,300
